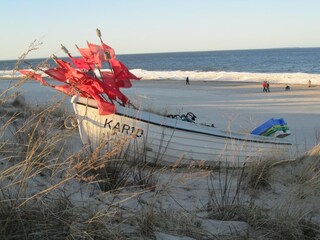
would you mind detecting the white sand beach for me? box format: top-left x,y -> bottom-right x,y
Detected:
2,79 -> 319,154
123,80 -> 320,155
1,78 -> 320,239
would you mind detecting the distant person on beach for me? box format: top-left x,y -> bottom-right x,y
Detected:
262,81 -> 267,92
186,77 -> 190,85
285,85 -> 290,91
266,81 -> 270,92
309,79 -> 311,88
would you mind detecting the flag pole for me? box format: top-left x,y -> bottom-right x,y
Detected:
85,40 -> 109,85
95,29 -> 126,105
96,28 -> 115,75
96,28 -> 137,109
62,44 -> 94,71
76,42 -> 114,104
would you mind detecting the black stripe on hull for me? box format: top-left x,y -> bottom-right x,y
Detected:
74,101 -> 292,146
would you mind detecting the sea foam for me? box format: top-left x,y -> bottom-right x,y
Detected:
2,68 -> 320,86
130,69 -> 320,85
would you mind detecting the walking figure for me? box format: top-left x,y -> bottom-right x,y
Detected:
262,81 -> 267,92
186,77 -> 190,85
266,81 -> 270,92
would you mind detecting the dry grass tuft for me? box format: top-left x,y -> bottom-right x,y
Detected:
206,166 -> 247,221
295,145 -> 320,186
206,152 -> 320,239
0,197 -> 74,239
245,157 -> 279,191
252,215 -> 319,240
69,137 -> 133,191
135,202 -> 203,239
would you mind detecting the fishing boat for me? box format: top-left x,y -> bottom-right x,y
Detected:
20,29 -> 292,167
71,95 -> 292,167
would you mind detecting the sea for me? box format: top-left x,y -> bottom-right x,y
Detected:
1,48 -> 320,85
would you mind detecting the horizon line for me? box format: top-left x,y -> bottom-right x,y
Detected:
1,46 -> 320,61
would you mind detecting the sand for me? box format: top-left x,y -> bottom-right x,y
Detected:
123,80 -> 320,155
1,78 -> 320,238
1,79 -> 319,155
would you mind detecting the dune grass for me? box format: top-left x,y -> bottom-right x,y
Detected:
205,154 -> 320,239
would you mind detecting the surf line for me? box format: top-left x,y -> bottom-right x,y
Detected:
103,119 -> 144,137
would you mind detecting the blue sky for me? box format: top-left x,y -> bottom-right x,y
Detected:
1,0 -> 320,60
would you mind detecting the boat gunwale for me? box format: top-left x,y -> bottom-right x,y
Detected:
71,96 -> 292,146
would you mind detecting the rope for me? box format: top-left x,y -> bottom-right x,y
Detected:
166,112 -> 197,123
167,112 -> 216,127
64,114 -> 78,129
64,97 -> 89,129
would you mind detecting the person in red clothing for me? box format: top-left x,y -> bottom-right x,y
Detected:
266,81 -> 270,92
262,81 -> 268,92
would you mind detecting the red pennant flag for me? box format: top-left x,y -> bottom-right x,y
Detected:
19,69 -> 49,86
44,68 -> 68,82
77,47 -> 95,65
82,87 -> 116,115
70,57 -> 93,70
19,32 -> 139,115
87,43 -> 106,68
55,59 -> 73,71
52,60 -> 89,84
110,59 -> 140,80
101,43 -> 116,59
100,71 -> 116,87
109,59 -> 140,88
52,85 -> 77,96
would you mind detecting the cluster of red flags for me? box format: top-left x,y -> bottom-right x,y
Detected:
19,36 -> 140,115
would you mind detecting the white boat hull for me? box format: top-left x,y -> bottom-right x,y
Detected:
71,96 -> 292,167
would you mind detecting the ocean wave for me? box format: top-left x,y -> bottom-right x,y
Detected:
0,70 -> 23,79
131,69 -> 320,85
2,69 -> 320,85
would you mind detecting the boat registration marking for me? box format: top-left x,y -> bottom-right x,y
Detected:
104,119 -> 144,137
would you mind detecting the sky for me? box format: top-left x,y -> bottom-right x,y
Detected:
1,0 -> 320,60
